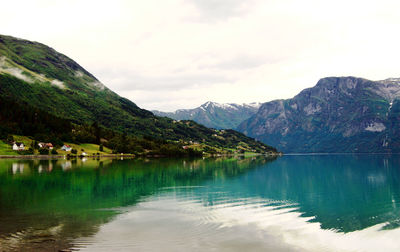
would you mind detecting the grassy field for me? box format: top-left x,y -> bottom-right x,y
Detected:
186,143 -> 259,155
0,140 -> 19,155
13,135 -> 34,148
1,135 -> 261,157
0,135 -> 113,156
57,143 -> 113,156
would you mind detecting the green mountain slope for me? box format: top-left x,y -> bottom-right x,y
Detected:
153,101 -> 261,129
238,77 -> 400,153
0,34 -> 276,154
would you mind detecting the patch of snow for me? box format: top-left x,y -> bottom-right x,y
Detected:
199,101 -> 215,110
247,102 -> 262,107
218,103 -> 238,110
241,102 -> 262,109
212,102 -> 223,108
197,101 -> 262,112
381,77 -> 400,83
386,101 -> 393,117
208,102 -> 262,111
365,122 -> 386,132
203,101 -> 212,107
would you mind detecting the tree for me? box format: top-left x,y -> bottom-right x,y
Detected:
6,135 -> 14,143
92,122 -> 101,144
39,148 -> 49,155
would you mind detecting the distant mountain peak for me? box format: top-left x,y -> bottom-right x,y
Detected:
202,101 -> 213,107
199,101 -> 261,110
153,101 -> 262,129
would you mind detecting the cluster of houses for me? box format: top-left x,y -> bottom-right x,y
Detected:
9,138 -> 97,157
12,142 -> 74,152
38,142 -> 54,149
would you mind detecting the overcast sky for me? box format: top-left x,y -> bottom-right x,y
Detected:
2,0 -> 400,111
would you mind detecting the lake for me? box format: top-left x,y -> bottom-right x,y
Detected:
0,155 -> 400,251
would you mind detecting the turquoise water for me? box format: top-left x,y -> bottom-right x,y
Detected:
0,155 -> 399,251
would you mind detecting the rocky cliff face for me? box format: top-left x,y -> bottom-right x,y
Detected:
153,101 -> 261,129
238,77 -> 400,153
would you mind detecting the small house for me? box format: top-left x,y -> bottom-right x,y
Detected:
38,142 -> 54,150
12,142 -> 25,151
61,145 -> 72,152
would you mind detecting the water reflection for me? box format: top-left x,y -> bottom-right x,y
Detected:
0,157 -> 275,251
76,193 -> 400,252
12,163 -> 24,174
75,155 -> 400,252
1,155 -> 400,251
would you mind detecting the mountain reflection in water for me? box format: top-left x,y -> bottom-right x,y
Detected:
0,155 -> 400,251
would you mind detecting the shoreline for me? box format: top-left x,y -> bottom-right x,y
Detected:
0,154 -> 136,159
0,153 -> 280,160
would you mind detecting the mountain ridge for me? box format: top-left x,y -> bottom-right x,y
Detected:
238,76 -> 400,153
153,101 -> 261,129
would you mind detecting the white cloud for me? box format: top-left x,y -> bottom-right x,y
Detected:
1,0 -> 400,110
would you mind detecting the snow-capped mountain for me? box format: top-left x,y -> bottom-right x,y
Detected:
153,101 -> 261,129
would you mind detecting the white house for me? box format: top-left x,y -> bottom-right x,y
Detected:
12,142 -> 25,151
61,145 -> 72,152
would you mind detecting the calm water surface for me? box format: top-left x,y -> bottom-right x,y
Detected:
0,155 -> 400,251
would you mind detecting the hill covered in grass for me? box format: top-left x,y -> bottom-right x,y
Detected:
0,34 -> 277,155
